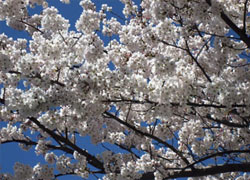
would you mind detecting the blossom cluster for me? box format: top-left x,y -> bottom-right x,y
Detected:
1,0 -> 250,179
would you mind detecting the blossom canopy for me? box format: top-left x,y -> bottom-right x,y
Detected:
0,0 -> 250,180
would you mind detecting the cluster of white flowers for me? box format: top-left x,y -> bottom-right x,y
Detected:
101,4 -> 112,12
0,53 -> 11,72
60,0 -> 70,4
35,139 -> 51,155
0,162 -> 55,180
1,0 -> 250,179
120,0 -> 138,18
44,152 -> 57,164
29,0 -> 47,7
56,155 -> 74,174
0,124 -> 25,143
41,7 -> 69,33
102,17 -> 122,36
0,0 -> 28,21
13,162 -> 33,180
75,0 -> 101,34
73,151 -> 89,178
33,163 -> 54,180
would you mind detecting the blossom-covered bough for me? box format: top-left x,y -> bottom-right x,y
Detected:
0,0 -> 250,179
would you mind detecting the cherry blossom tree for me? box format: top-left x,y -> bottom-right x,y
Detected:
1,0 -> 250,179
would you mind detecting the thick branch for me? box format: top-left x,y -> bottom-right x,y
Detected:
185,150 -> 250,170
206,0 -> 250,48
243,0 -> 249,33
28,117 -> 105,171
140,163 -> 250,180
103,111 -> 190,166
0,98 -> 4,104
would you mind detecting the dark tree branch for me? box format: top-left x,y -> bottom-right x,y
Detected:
114,143 -> 140,159
1,139 -> 74,154
185,150 -> 250,170
197,30 -> 241,40
227,62 -> 250,68
185,40 -> 212,82
158,39 -> 187,51
195,37 -> 212,59
206,0 -> 250,48
110,11 -> 126,21
0,98 -> 4,104
185,101 -> 246,108
1,139 -> 36,146
54,172 -> 76,178
205,114 -> 249,128
243,0 -> 249,33
8,70 -> 22,75
103,98 -> 247,109
28,117 -> 105,172
140,163 -> 250,180
103,111 -> 191,166
102,98 -> 158,105
7,70 -> 65,87
18,19 -> 44,34
220,11 -> 250,47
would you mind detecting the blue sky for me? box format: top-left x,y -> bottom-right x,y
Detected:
0,1 -> 127,179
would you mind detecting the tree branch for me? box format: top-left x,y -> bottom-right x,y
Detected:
184,150 -> 250,170
206,0 -> 250,48
28,117 -> 105,171
1,139 -> 74,154
140,163 -> 250,180
205,114 -> 249,128
185,40 -> 212,83
103,111 -> 191,166
243,0 -> 249,33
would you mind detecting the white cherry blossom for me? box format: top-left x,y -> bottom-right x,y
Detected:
0,0 -> 250,179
